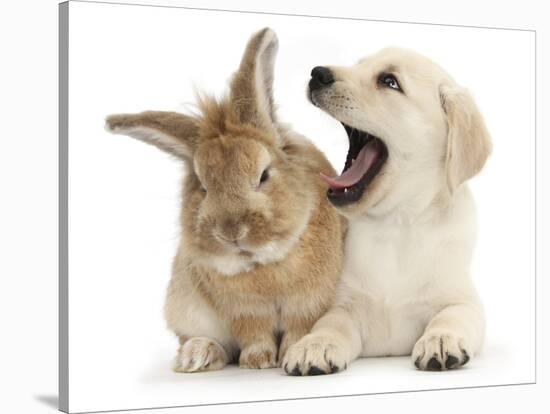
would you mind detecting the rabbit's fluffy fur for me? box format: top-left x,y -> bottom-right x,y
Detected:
282,48 -> 491,374
106,29 -> 345,371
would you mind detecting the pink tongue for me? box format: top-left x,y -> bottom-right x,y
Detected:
320,140 -> 379,190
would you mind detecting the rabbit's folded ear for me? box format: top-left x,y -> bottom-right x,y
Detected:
229,28 -> 279,135
105,111 -> 199,160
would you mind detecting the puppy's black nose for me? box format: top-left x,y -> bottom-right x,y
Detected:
309,66 -> 334,92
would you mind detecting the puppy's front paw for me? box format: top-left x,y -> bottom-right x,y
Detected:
282,334 -> 349,376
174,337 -> 228,373
277,330 -> 306,366
239,342 -> 277,369
412,331 -> 471,371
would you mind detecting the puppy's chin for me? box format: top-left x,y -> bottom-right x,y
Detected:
330,172 -> 389,218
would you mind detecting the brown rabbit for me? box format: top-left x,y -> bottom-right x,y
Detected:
105,28 -> 345,372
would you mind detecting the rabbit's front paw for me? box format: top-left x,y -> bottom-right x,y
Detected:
282,333 -> 349,376
239,342 -> 277,369
174,337 -> 228,373
412,331 -> 471,371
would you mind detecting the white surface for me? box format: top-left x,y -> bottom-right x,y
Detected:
0,0 -> 547,414
62,1 -> 538,412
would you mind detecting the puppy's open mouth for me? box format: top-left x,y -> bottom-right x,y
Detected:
320,123 -> 388,206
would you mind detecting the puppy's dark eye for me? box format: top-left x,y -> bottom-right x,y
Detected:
379,73 -> 402,91
259,168 -> 270,184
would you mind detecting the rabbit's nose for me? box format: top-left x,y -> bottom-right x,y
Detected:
309,66 -> 334,92
215,220 -> 249,244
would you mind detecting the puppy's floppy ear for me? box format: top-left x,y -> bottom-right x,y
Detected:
105,111 -> 200,160
229,28 -> 279,133
440,83 -> 492,193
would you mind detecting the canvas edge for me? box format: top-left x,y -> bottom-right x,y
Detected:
59,1 -> 70,413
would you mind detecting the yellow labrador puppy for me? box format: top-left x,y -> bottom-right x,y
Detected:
283,48 -> 491,374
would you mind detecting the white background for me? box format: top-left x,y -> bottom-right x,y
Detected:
68,2 -> 535,412
0,1 -> 547,414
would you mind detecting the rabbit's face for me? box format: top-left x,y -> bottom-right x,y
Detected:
106,29 -> 318,276
184,131 -> 313,275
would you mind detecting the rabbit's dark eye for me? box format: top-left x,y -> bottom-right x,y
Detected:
198,180 -> 207,193
259,168 -> 270,184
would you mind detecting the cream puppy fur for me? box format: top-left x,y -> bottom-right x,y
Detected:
282,48 -> 491,374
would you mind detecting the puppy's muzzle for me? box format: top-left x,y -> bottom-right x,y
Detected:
309,66 -> 334,92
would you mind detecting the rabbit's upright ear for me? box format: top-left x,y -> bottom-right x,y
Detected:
105,111 -> 199,160
229,28 -> 279,134
440,83 -> 492,193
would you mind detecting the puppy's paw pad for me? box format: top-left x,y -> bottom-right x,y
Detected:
445,354 -> 460,369
173,337 -> 227,373
412,332 -> 471,371
427,356 -> 442,371
288,364 -> 301,376
282,334 -> 349,376
307,365 -> 326,376
239,344 -> 277,369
